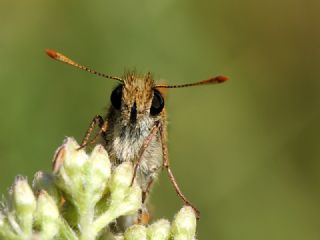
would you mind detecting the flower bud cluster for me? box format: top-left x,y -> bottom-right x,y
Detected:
0,137 -> 197,239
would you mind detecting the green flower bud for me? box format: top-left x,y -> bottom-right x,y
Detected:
171,206 -> 197,240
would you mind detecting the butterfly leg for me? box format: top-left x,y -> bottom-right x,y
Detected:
78,115 -> 108,149
159,125 -> 200,219
131,123 -> 160,225
130,123 -> 160,186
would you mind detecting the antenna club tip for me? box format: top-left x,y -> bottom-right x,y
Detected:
216,75 -> 229,83
45,49 -> 58,59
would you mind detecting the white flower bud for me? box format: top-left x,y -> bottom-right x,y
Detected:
120,185 -> 142,215
85,144 -> 111,205
35,190 -> 59,240
0,212 -> 14,239
171,206 -> 197,240
55,137 -> 88,174
12,176 -> 36,236
124,225 -> 147,240
54,138 -> 88,206
147,219 -> 170,240
0,212 -> 3,227
110,162 -> 134,202
32,171 -> 59,204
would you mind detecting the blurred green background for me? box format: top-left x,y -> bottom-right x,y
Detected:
1,0 -> 320,239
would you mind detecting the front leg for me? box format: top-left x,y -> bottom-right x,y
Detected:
78,115 -> 108,149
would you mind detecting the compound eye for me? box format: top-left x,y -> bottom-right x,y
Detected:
111,85 -> 123,110
150,89 -> 164,116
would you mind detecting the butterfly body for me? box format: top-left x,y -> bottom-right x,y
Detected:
104,72 -> 164,190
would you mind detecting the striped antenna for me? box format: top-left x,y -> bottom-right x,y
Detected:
155,75 -> 228,88
45,49 -> 123,82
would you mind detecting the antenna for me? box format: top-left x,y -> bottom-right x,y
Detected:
155,75 -> 228,88
45,49 -> 123,82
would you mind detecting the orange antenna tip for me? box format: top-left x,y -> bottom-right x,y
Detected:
215,75 -> 229,83
45,49 -> 58,59
196,75 -> 229,86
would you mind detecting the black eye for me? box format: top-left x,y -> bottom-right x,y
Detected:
150,89 -> 164,116
111,85 -> 122,110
